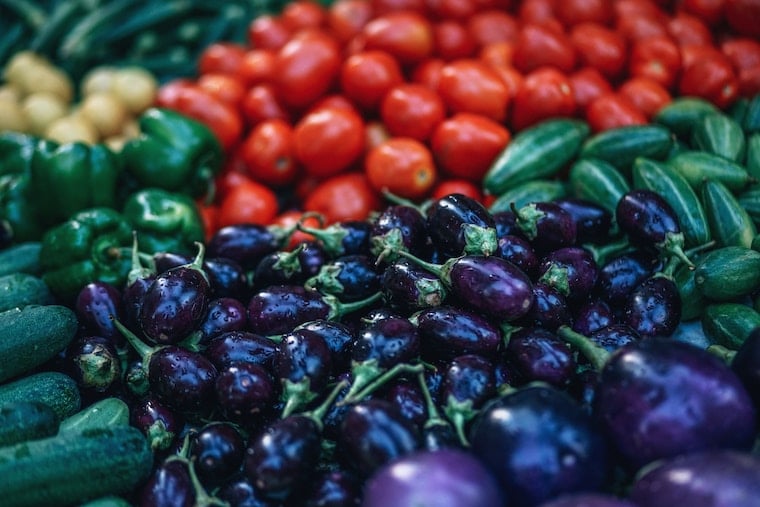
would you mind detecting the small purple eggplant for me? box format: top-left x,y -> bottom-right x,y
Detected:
538,493 -> 636,507
623,275 -> 682,337
130,395 -> 184,452
299,469 -> 362,507
596,250 -> 661,307
138,458 -> 196,507
369,204 -> 429,263
253,241 -> 327,290
294,319 -> 356,376
384,380 -> 428,429
75,281 -> 124,345
189,422 -> 246,488
305,254 -> 380,303
518,281 -> 573,332
198,297 -> 247,344
495,234 -> 539,278
554,197 -> 613,245
204,330 -> 278,371
297,219 -> 372,258
425,193 -> 498,258
538,246 -> 598,303
512,201 -> 577,254
440,354 -> 496,445
216,477 -> 278,507
215,362 -> 277,425
276,328 -> 333,417
380,260 -> 447,313
64,335 -> 122,393
207,223 -> 289,270
572,299 -> 614,336
505,326 -> 577,388
414,305 -> 503,360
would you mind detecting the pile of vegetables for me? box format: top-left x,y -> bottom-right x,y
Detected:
0,0 -> 760,505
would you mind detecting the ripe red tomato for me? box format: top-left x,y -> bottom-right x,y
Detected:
721,38 -> 760,72
304,172 -> 382,224
371,0 -> 426,15
327,0 -> 374,44
489,64 -> 524,100
430,112 -> 510,181
628,35 -> 681,90
511,67 -> 576,130
365,137 -> 437,199
426,0 -> 479,19
240,119 -> 300,187
466,10 -> 519,47
666,12 -> 713,46
239,49 -> 276,87
272,29 -> 342,109
361,10 -> 434,65
198,43 -> 247,76
738,65 -> 760,96
271,210 -> 322,250
169,85 -> 244,151
517,0 -> 556,25
554,0 -> 612,26
248,15 -> 292,50
293,106 -> 366,178
431,179 -> 483,202
437,59 -> 510,122
679,0 -> 725,26
724,0 -> 760,38
618,76 -> 672,119
569,22 -> 627,80
365,120 -> 391,150
197,73 -> 246,107
512,22 -> 577,74
585,93 -> 648,132
478,41 -> 515,68
380,83 -> 446,141
411,58 -> 446,89
339,50 -> 404,111
615,14 -> 668,41
241,84 -> 292,126
680,43 -> 724,70
281,0 -> 327,30
196,202 -> 219,241
218,177 -> 280,227
433,20 -> 477,60
569,67 -> 613,112
678,55 -> 739,109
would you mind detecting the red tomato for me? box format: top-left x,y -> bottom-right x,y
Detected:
569,66 -> 613,112
239,49 -> 276,87
615,14 -> 668,41
216,167 -> 250,202
155,79 -> 196,108
569,23 -> 627,80
425,0 -> 478,19
380,83 -> 446,141
554,0 -> 612,26
679,55 -> 739,109
721,38 -> 760,72
307,94 -> 358,113
628,35 -> 681,90
724,0 -> 760,38
281,0 -> 326,30
304,172 -> 382,224
271,210 -> 322,250
197,202 -> 219,242
365,120 -> 391,150
361,11 -> 434,65
614,0 -> 669,20
198,43 -> 247,76
479,41 -> 515,68
327,0 -> 374,44
618,76 -> 672,119
248,15 -> 292,50
517,0 -> 556,25
218,177 -> 280,227
738,65 -> 760,96
466,10 -> 519,47
272,29 -> 342,109
293,106 -> 366,178
666,12 -> 713,47
679,0 -> 725,26
197,74 -> 246,107
169,86 -> 244,151
490,64 -> 524,100
431,179 -> 483,202
511,67 -> 576,130
512,22 -> 577,74
365,137 -> 437,199
240,119 -> 300,187
241,84 -> 292,126
586,93 -> 648,132
411,58 -> 446,89
437,59 -> 510,122
371,0 -> 427,15
433,20 -> 477,60
339,50 -> 404,111
430,112 -> 510,181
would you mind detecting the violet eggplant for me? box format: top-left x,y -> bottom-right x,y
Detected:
595,250 -> 660,307
138,458 -> 196,507
64,335 -> 122,393
215,362 -> 277,425
122,233 -> 157,335
414,305 -> 502,359
297,219 -> 372,258
623,275 -> 681,337
380,259 -> 447,312
537,493 -> 636,507
440,354 -> 496,445
207,223 -> 289,270
276,328 -> 333,417
205,257 -> 250,301
190,422 -> 246,488
414,370 -> 461,451
369,204 -> 429,263
75,281 -> 124,345
305,254 -> 380,303
518,281 -> 572,332
588,324 -> 640,352
505,327 -> 577,388
729,327 -> 760,406
216,477 -> 279,507
198,297 -> 247,344
512,201 -> 577,254
559,332 -> 757,470
204,330 -> 278,371
362,448 -> 504,507
554,197 -> 613,245
130,394 -> 184,452
572,299 -> 614,336
495,234 -> 539,278
253,241 -> 327,289
300,469 -> 362,507
469,384 -> 609,507
425,193 -> 498,258
294,319 -> 356,375
492,209 -> 520,238
538,246 -> 598,303
383,380 -> 428,429
629,449 -> 760,507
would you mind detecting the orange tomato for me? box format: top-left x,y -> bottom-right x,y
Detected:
339,50 -> 405,111
437,59 -> 510,122
240,119 -> 300,187
218,177 -> 280,227
304,172 -> 382,224
360,10 -> 434,65
585,93 -> 648,132
365,137 -> 437,199
380,83 -> 446,141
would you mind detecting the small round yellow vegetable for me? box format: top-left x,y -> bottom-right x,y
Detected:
0,98 -> 29,133
17,63 -> 74,103
80,92 -> 130,139
81,66 -> 118,96
45,115 -> 99,144
111,67 -> 158,114
2,51 -> 45,88
0,85 -> 22,102
22,92 -> 68,136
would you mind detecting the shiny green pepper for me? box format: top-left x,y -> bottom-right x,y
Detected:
0,133 -> 42,241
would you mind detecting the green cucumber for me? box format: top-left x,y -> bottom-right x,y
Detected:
483,118 -> 589,195
0,305 -> 78,383
0,401 -> 59,447
59,397 -> 129,434
743,94 -> 760,134
0,242 -> 41,276
0,425 -> 152,507
668,151 -> 756,192
746,134 -> 760,181
568,157 -> 630,217
79,496 -> 133,507
674,262 -> 706,322
701,303 -> 760,350
693,246 -> 760,301
488,179 -> 567,214
691,113 -> 746,163
0,273 -> 54,312
0,372 -> 80,420
701,179 -> 758,249
579,124 -> 673,174
631,157 -> 711,248
737,186 -> 760,226
654,97 -> 721,139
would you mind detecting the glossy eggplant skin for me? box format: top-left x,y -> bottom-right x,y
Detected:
616,189 -> 681,245
198,297 -> 247,343
518,282 -> 572,332
247,285 -> 330,335
623,276 -> 681,337
190,422 -> 246,488
207,224 -> 283,270
351,316 -> 420,369
731,327 -> 760,406
538,493 -> 637,507
295,319 -> 356,376
204,330 -> 278,371
138,458 -> 195,507
130,394 -> 184,453
554,197 -> 612,245
75,281 -> 124,344
537,246 -> 598,303
495,234 -> 539,279
425,193 -> 497,258
629,450 -> 760,507
594,338 -> 757,470
215,362 -> 277,425
216,477 -> 280,507
370,204 -> 429,261
469,384 -> 608,507
415,305 -> 502,360
380,260 -> 447,313
148,346 -> 218,415
505,327 -> 576,388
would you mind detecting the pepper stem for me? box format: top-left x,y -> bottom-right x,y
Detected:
556,325 -> 609,371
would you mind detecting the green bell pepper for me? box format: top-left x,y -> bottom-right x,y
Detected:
123,188 -> 205,255
39,207 -> 133,302
30,140 -> 122,226
0,133 -> 43,241
121,108 -> 223,199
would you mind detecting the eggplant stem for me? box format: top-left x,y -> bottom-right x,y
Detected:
305,379 -> 350,428
706,344 -> 737,365
556,325 -> 609,371
341,362 -> 424,405
111,315 -> 154,363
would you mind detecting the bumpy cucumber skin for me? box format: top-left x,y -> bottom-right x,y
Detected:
701,179 -> 758,249
0,401 -> 59,447
693,246 -> 760,301
0,372 -> 81,420
0,243 -> 42,277
702,303 -> 760,350
0,273 -> 54,312
579,124 -> 673,174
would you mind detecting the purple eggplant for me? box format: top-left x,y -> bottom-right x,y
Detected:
560,332 -> 757,470
362,448 -> 504,507
204,330 -> 278,371
492,209 -> 520,238
629,449 -> 760,507
518,281 -> 572,332
253,241 -> 326,289
513,201 -> 577,254
276,328 -> 333,417
300,469 -> 362,507
538,246 -> 598,304
537,493 -> 636,507
130,395 -> 184,452
140,243 -> 211,345
380,259 -> 447,312
495,234 -> 539,278
588,323 -> 640,351
505,326 -> 577,388
122,235 -> 157,335
469,384 -> 609,507
138,458 -> 196,507
64,335 -> 122,393
297,219 -> 372,258
369,204 -> 429,263
730,327 -> 760,406
207,223 -> 289,270
414,305 -> 502,360
305,254 -> 380,303
294,319 -> 356,375
440,354 -> 496,445
216,477 -> 279,507
190,422 -> 246,487
198,297 -> 247,344
572,299 -> 614,336
383,380 -> 428,429
623,275 -> 681,337
596,250 -> 660,307
425,193 -> 497,258
215,362 -> 277,425
205,256 -> 250,300
554,197 -> 613,245
75,281 -> 124,344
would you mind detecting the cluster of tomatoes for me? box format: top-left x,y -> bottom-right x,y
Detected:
153,0 -> 760,237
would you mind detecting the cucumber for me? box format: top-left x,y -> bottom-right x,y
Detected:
674,262 -> 706,322
631,157 -> 711,249
0,372 -> 80,420
668,151 -> 755,192
693,246 -> 760,301
0,242 -> 41,276
701,179 -> 758,249
691,113 -> 746,163
579,124 -> 674,175
746,133 -> 760,181
0,273 -> 54,312
701,303 -> 760,350
59,397 -> 129,434
488,179 -> 567,213
0,401 -> 59,447
79,496 -> 133,507
654,97 -> 721,139
483,118 -> 589,195
568,157 -> 630,217
743,94 -> 760,134
0,305 -> 78,383
0,425 -> 153,507
738,185 -> 760,226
